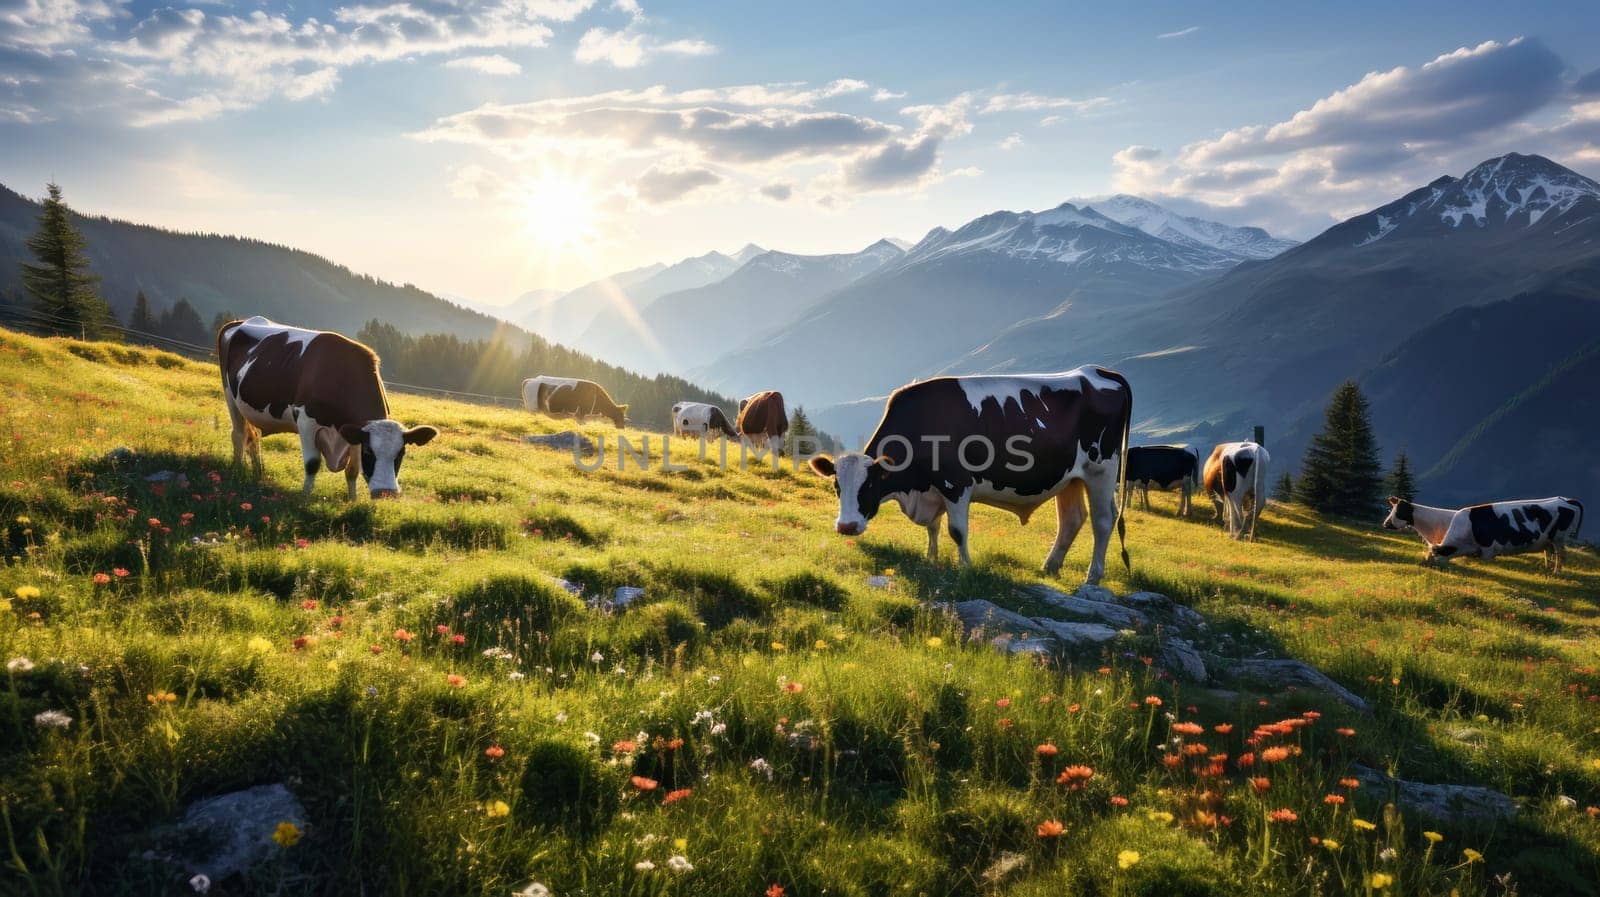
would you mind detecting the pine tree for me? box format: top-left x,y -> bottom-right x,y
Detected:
128,291 -> 156,338
1385,449 -> 1417,503
20,182 -> 114,339
789,405 -> 819,455
1272,472 -> 1295,503
158,297 -> 208,346
1298,380 -> 1384,517
211,310 -> 239,335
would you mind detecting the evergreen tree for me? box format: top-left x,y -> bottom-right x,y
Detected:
211,310 -> 240,335
20,182 -> 114,339
1298,380 -> 1384,517
1272,472 -> 1295,504
128,291 -> 156,337
1385,449 -> 1417,503
158,297 -> 208,346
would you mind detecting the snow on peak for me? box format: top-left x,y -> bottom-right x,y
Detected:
1432,153 -> 1600,228
1084,194 -> 1297,260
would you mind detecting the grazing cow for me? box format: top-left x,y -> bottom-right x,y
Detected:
522,376 -> 628,429
218,316 -> 438,500
736,391 -> 789,454
1203,442 -> 1269,541
1126,444 -> 1200,516
1383,496 -> 1584,571
672,401 -> 737,439
808,367 -> 1131,585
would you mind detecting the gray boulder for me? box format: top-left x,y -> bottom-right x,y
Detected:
1351,764 -> 1518,822
1025,585 -> 1147,628
1214,658 -> 1370,712
523,431 -> 597,456
155,783 -> 307,882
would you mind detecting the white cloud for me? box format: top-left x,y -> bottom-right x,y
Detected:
574,25 -> 714,68
632,164 -> 723,204
758,180 -> 794,202
872,88 -> 906,102
998,132 -> 1022,150
1157,26 -> 1199,39
445,54 -> 524,76
981,91 -> 1112,115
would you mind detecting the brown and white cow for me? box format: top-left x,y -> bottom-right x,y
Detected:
672,401 -> 737,439
1383,496 -> 1584,571
808,368 -> 1131,585
736,391 -> 788,455
218,317 -> 438,500
1203,441 -> 1269,541
522,376 -> 628,429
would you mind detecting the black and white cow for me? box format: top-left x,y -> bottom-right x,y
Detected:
1126,444 -> 1200,516
808,367 -> 1131,585
218,317 -> 438,500
1202,442 -> 1269,541
522,377 -> 628,428
672,401 -> 737,439
1383,496 -> 1584,571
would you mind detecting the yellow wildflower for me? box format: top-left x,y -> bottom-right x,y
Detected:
272,822 -> 302,847
925,637 -> 943,648
883,568 -> 896,576
1462,848 -> 1483,864
1117,849 -> 1141,870
673,837 -> 688,851
770,642 -> 786,652
1353,818 -> 1377,831
14,586 -> 40,600
1321,838 -> 1340,850
1146,810 -> 1174,824
248,637 -> 273,654
483,800 -> 510,818
814,640 -> 829,650
146,691 -> 177,705
1423,831 -> 1443,843
1370,873 -> 1393,889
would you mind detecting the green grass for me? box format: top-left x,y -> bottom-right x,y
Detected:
2,328 -> 1598,896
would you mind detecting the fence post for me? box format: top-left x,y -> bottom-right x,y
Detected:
1253,425 -> 1265,446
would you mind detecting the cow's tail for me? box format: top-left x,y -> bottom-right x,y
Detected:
214,319 -> 237,391
1116,392 -> 1131,572
1250,445 -> 1265,542
1572,498 -> 1585,540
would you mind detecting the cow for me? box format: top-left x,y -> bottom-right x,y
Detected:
736,391 -> 789,455
1383,496 -> 1584,572
1126,444 -> 1200,516
1203,442 -> 1269,541
808,367 -> 1131,585
672,401 -> 737,439
217,316 -> 438,500
522,376 -> 628,429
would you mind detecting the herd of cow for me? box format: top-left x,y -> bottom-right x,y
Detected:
216,316 -> 1584,585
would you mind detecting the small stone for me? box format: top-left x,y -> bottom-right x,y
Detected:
523,431 -> 597,456
1159,638 -> 1208,682
613,586 -> 645,609
865,575 -> 894,590
153,783 -> 307,882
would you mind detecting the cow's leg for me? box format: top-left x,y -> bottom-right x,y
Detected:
1226,495 -> 1245,540
1083,467 -> 1119,585
945,491 -> 973,566
769,433 -> 783,457
1044,480 -> 1088,575
1180,481 -> 1191,517
226,401 -> 248,470
1139,483 -> 1150,511
345,460 -> 360,501
925,522 -> 940,561
244,424 -> 264,479
1246,495 -> 1262,542
295,412 -> 321,497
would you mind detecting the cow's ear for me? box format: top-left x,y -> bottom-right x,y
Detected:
403,425 -> 438,446
339,423 -> 369,445
1387,496 -> 1400,506
808,455 -> 835,478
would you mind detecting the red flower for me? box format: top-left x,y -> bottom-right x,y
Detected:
436,624 -> 451,635
1336,727 -> 1356,737
1268,808 -> 1298,823
767,886 -> 786,897
662,788 -> 693,805
1035,819 -> 1065,838
93,572 -> 112,585
451,633 -> 466,645
1110,796 -> 1129,807
1249,777 -> 1271,794
1056,765 -> 1094,790
328,615 -> 343,629
631,776 -> 658,791
113,567 -> 130,578
301,599 -> 320,611
1144,695 -> 1163,707
613,740 -> 638,753
1213,723 -> 1234,734
783,681 -> 804,693
394,629 -> 414,642
446,673 -> 466,687
369,644 -> 383,655
1036,743 -> 1060,757
240,502 -> 252,511
147,517 -> 161,528
1338,777 -> 1361,789
1261,746 -> 1290,763
995,698 -> 1011,709
1323,794 -> 1345,805
1162,753 -> 1183,769
1067,702 -> 1082,713
1172,721 -> 1204,736
485,745 -> 505,760
292,636 -> 310,651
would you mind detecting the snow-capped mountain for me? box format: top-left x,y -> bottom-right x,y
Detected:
1084,194 -> 1299,260
571,240 -> 906,376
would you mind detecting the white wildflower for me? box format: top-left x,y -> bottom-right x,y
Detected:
7,656 -> 34,674
189,873 -> 211,893
749,758 -> 774,781
634,860 -> 655,872
590,651 -> 604,663
34,709 -> 72,729
584,731 -> 601,744
707,675 -> 721,684
508,671 -> 526,681
667,855 -> 693,874
1558,795 -> 1578,810
513,883 -> 550,897
710,722 -> 727,736
692,709 -> 714,726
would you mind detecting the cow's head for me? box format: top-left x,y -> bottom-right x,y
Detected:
809,452 -> 891,536
339,421 -> 438,498
1382,496 -> 1414,531
610,404 -> 629,429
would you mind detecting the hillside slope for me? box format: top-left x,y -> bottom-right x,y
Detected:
2,329 -> 1597,896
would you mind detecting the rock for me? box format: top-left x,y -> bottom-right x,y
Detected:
1123,591 -> 1206,628
951,599 -> 1040,636
1031,618 -> 1120,647
992,636 -> 1059,656
551,578 -> 584,596
1074,584 -> 1118,605
523,432 -> 597,456
1351,764 -> 1518,822
612,586 -> 645,609
155,783 -> 306,881
1025,585 -> 1147,628
1159,638 -> 1208,682
865,575 -> 895,590
1215,658 -> 1371,712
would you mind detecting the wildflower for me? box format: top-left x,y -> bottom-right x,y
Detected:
1322,838 -> 1341,850
1339,777 -> 1361,789
1379,847 -> 1397,862
93,573 -> 112,585
1110,795 -> 1129,807
1353,818 -> 1377,831
451,633 -> 466,646
446,673 -> 466,688
1368,872 -> 1393,889
666,855 -> 693,874
1269,808 -> 1298,823
1213,723 -> 1234,734
189,873 -> 211,893
1261,746 -> 1290,763
1236,752 -> 1255,769
750,758 -> 774,781
925,636 -> 943,648
394,629 -> 414,643
271,821 -> 302,847
1250,777 -> 1271,793
147,690 -> 177,705
369,644 -> 383,655
248,636 -> 273,653
996,698 -> 1011,709
1036,819 -> 1065,838
1117,849 -> 1141,870
113,567 -> 130,578
631,776 -> 658,791
483,800 -> 510,818
1336,727 -> 1356,737
1323,794 -> 1346,805
1162,753 -> 1182,769
1057,765 -> 1094,790
591,650 -> 605,663
240,502 -> 253,511
292,636 -> 311,651
1036,743 -> 1059,757
1462,848 -> 1483,863
485,745 -> 505,760
783,681 -> 804,694
634,860 -> 655,871
613,739 -> 638,753
515,885 -> 551,897
7,657 -> 35,674
1144,695 -> 1163,707
1172,721 -> 1204,736
1067,702 -> 1081,713
1423,831 -> 1443,843
662,787 -> 693,806
34,710 -> 71,729
1147,811 -> 1174,824
767,885 -> 786,897
814,639 -> 829,650
14,586 -> 40,600
300,600 -> 319,611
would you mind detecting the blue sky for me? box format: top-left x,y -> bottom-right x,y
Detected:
2,0 -> 1598,301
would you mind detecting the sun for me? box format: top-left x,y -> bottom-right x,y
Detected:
514,174 -> 600,253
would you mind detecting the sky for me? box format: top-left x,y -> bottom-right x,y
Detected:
3,0 -> 1600,303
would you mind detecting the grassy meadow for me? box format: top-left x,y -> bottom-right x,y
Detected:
2,329 -> 1599,896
